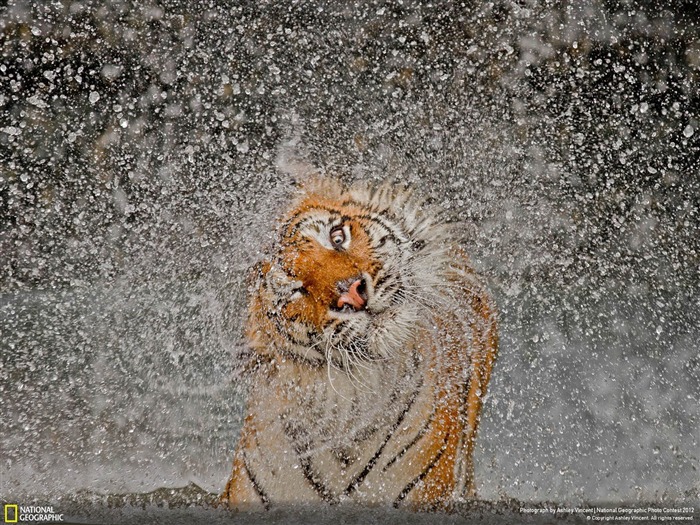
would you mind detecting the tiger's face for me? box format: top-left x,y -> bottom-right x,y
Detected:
249,181 -> 450,369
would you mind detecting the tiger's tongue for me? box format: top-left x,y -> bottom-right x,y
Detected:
337,280 -> 366,311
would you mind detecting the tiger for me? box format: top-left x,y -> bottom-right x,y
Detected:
221,177 -> 498,510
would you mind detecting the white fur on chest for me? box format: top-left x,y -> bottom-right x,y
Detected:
245,353 -> 435,503
274,358 -> 418,443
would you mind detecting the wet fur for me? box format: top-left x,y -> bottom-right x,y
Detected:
222,178 -> 498,509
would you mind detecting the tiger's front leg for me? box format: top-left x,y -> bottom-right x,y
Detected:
221,450 -> 268,510
220,421 -> 270,510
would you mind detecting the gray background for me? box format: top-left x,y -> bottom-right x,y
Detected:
1,0 -> 698,505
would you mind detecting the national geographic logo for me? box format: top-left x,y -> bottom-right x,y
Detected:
2,506 -> 16,524
3,505 -> 64,523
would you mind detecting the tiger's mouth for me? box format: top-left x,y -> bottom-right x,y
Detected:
323,271 -> 415,364
328,272 -> 389,318
331,276 -> 369,313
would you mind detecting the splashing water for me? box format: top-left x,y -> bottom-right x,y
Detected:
1,1 -> 698,518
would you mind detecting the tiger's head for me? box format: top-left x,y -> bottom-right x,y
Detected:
246,179 -> 453,370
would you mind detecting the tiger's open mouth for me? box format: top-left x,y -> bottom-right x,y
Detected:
328,272 -> 390,319
322,269 -> 412,364
332,276 -> 369,313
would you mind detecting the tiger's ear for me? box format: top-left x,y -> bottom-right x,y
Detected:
248,260 -> 296,298
274,127 -> 348,197
296,176 -> 345,200
246,260 -> 269,289
275,133 -> 320,187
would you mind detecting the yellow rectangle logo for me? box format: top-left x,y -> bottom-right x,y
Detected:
4,504 -> 18,523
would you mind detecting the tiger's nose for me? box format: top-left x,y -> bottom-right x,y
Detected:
337,278 -> 367,311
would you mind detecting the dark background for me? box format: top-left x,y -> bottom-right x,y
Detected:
1,0 -> 698,504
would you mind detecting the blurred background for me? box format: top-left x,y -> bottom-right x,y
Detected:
1,0 -> 698,505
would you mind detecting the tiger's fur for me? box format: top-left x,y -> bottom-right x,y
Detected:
222,178 -> 498,509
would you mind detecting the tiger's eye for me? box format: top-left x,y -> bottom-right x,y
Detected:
330,226 -> 345,246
